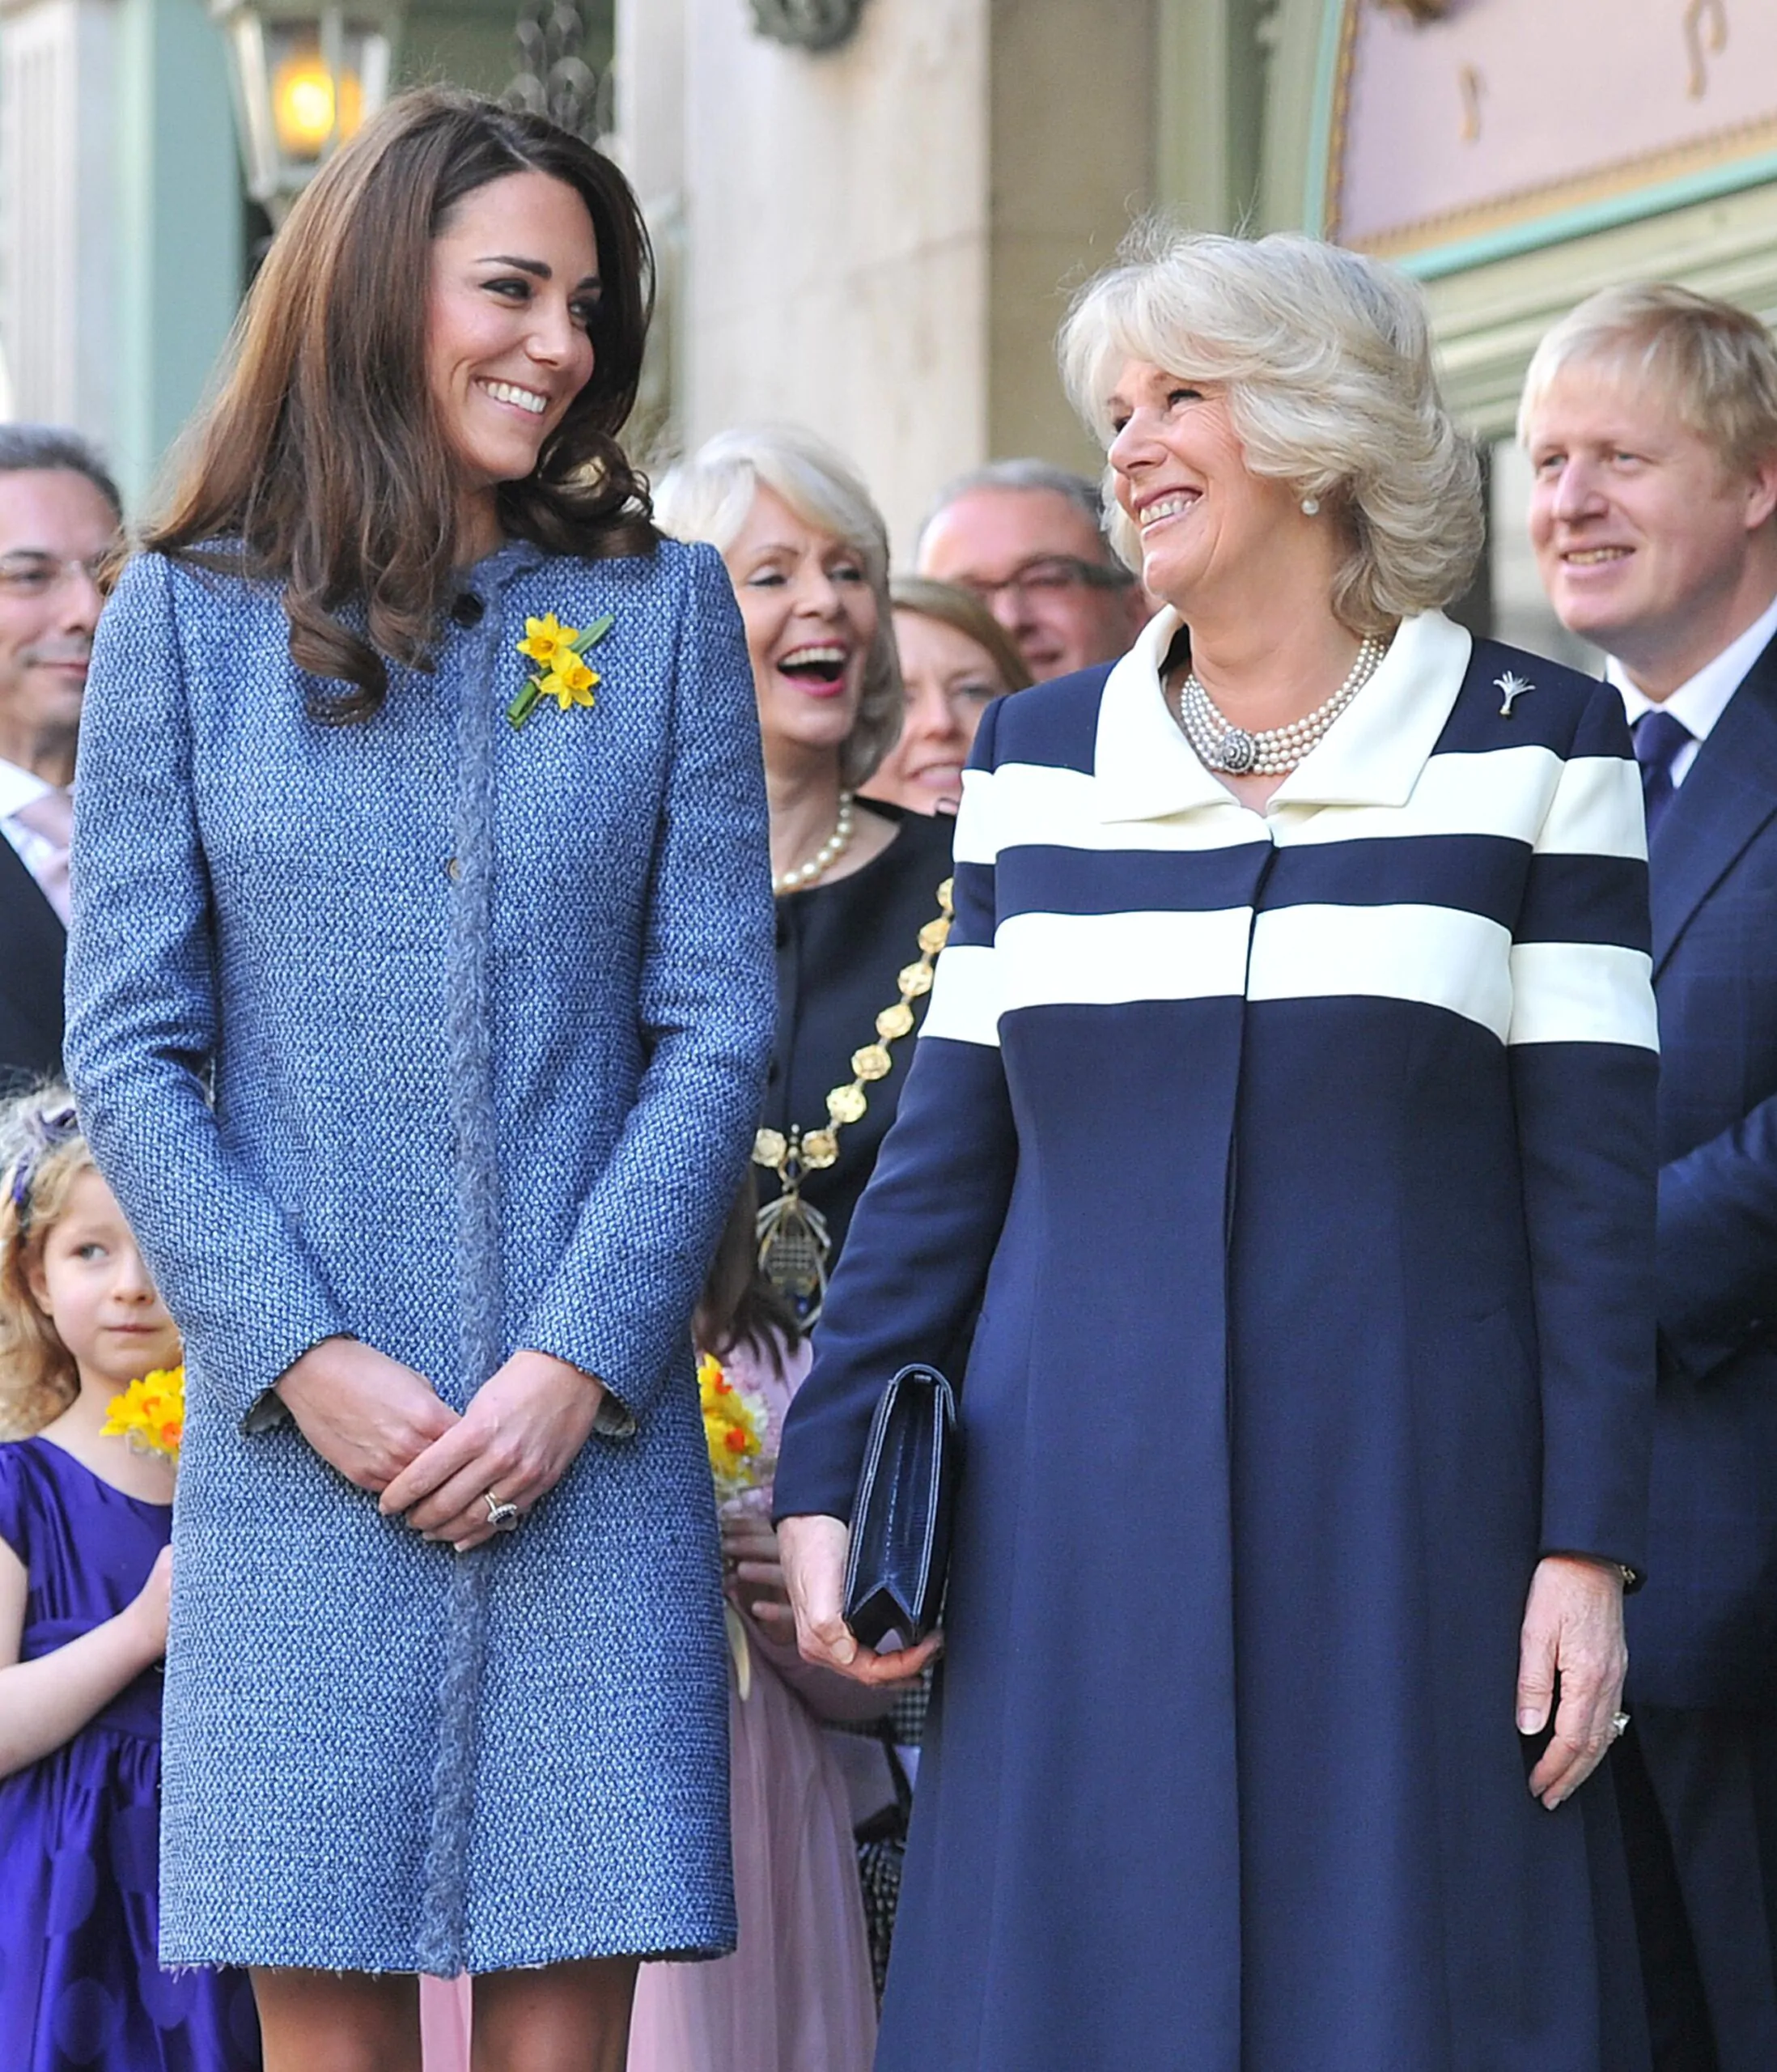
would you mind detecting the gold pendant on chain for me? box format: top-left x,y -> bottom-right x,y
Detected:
755,1187 -> 833,1322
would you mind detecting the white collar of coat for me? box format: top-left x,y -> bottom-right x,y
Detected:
1092,606 -> 1476,822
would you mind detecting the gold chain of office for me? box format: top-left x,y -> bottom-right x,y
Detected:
752,877 -> 954,1320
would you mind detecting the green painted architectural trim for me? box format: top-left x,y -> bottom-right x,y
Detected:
1397,151 -> 1777,281
1300,0 -> 1347,236
112,0 -> 243,509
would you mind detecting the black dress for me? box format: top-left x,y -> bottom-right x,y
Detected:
761,801 -> 954,1993
757,803 -> 956,1311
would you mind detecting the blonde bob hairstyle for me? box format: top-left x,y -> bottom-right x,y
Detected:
654,424 -> 903,788
1059,226 -> 1484,634
0,1087 -> 96,1437
1518,282 -> 1777,480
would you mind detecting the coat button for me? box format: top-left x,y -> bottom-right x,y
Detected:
445,857 -> 460,882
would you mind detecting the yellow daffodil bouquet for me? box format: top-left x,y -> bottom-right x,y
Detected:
698,1350 -> 776,1702
699,1352 -> 772,1505
507,610 -> 616,728
101,1365 -> 185,1463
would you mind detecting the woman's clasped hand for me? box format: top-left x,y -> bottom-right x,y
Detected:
274,1336 -> 604,1552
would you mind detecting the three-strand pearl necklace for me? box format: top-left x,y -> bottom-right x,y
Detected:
1178,633 -> 1386,777
774,790 -> 857,894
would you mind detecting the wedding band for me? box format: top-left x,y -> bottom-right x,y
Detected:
1610,1711 -> 1631,1740
483,1489 -> 521,1532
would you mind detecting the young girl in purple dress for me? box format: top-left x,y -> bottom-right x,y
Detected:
0,1088 -> 260,2071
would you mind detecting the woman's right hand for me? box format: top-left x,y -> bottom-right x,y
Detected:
125,1545 -> 173,1663
274,1336 -> 460,1494
778,1512 -> 944,1687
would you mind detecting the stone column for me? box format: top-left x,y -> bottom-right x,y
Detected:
617,0 -> 1157,555
0,0 -> 119,443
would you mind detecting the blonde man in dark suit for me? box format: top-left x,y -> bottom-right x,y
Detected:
1525,282 -> 1777,2072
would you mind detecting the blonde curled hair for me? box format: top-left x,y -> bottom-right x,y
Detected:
654,423 -> 905,788
0,1087 -> 95,1437
1058,224 -> 1484,634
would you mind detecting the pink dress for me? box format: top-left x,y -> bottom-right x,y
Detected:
627,1335 -> 880,2072
418,1338 -> 879,2072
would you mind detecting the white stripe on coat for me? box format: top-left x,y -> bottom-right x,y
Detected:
920,943 -> 1002,1049
961,747 -> 1641,865
922,905 -> 1657,1051
1508,940 -> 1659,1051
1247,902 -> 1512,1037
995,906 -> 1257,1014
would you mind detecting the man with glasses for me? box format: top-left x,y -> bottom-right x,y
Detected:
0,426 -> 121,1090
916,457 -> 1150,682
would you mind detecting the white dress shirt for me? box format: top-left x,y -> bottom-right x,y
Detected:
0,755 -> 59,887
1609,587 -> 1777,787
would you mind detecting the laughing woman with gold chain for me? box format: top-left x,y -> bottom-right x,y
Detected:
655,425 -> 956,1994
655,426 -> 956,1332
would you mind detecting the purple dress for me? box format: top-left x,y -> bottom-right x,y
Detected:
0,1438 -> 261,2070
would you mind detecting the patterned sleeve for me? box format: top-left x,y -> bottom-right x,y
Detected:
514,544 -> 777,1429
774,694 -> 1020,1524
1508,679 -> 1660,1575
64,554 -> 351,1424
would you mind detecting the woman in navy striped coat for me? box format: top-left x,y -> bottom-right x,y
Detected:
773,231 -> 1659,2070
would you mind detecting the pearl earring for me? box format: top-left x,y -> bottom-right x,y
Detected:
1300,495 -> 1321,516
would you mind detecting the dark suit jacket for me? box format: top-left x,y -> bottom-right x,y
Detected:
1628,631 -> 1777,1709
0,835 -> 65,1092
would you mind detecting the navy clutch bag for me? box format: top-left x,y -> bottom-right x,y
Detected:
842,1362 -> 960,1650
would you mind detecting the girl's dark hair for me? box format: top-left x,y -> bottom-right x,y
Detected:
695,1171 -> 802,1363
143,86 -> 657,722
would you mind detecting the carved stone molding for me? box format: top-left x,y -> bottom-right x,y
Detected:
749,0 -> 867,55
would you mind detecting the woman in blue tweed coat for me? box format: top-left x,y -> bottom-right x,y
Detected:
61,92 -> 774,2069
775,232 -> 1660,2069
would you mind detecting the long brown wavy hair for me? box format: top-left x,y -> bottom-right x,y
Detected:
144,87 -> 658,722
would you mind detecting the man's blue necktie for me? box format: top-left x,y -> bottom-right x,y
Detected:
1634,708 -> 1693,841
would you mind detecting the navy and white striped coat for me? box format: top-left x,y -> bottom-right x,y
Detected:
776,607 -> 1660,2071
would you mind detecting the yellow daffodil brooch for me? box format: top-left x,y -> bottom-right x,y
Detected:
102,1365 -> 185,1463
507,610 -> 616,728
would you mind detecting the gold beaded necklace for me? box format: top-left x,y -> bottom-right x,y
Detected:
753,877 -> 954,1323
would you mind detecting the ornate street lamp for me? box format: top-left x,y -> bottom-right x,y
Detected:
210,0 -> 402,218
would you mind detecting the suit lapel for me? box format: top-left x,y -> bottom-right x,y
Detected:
1651,640 -> 1777,976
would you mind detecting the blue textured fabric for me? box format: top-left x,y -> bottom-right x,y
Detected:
777,613 -> 1658,2070
62,536 -> 776,1972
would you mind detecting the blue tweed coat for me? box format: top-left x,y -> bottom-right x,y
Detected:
62,536 -> 775,1974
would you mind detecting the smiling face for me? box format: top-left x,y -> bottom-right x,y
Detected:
1105,359 -> 1311,621
426,169 -> 600,552
865,609 -> 1007,813
27,1167 -> 180,1395
723,485 -> 880,774
1525,359 -> 1777,694
0,468 -> 119,778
